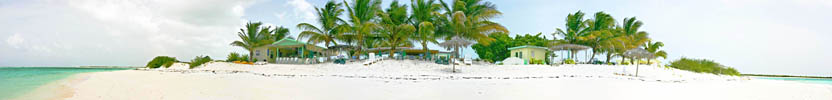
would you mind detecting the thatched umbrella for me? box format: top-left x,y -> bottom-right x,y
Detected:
550,44 -> 591,63
623,48 -> 654,76
438,37 -> 472,73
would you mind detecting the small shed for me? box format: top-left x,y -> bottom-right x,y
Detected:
507,45 -> 549,64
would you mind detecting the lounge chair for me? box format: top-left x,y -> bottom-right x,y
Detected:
463,58 -> 472,65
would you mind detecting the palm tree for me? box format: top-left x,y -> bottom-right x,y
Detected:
644,40 -> 667,64
410,0 -> 441,59
619,17 -> 650,64
580,12 -> 617,63
230,22 -> 272,62
437,0 -> 508,57
554,11 -> 587,60
298,1 -> 348,47
271,26 -> 291,41
343,0 -> 382,56
378,1 -> 416,57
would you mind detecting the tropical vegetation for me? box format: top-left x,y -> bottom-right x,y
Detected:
472,32 -> 550,63
230,22 -> 291,62
146,56 -> 178,68
668,58 -> 740,76
189,55 -> 213,69
225,0 -> 674,67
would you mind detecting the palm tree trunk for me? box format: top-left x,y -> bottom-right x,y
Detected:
588,50 -> 596,63
605,53 -> 612,64
621,55 -> 625,65
421,42 -> 429,61
249,49 -> 254,62
389,46 -> 396,59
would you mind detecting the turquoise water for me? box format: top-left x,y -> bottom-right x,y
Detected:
755,77 -> 832,86
0,67 -> 130,100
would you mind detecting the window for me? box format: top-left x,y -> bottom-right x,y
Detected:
531,51 -> 535,57
518,52 -> 523,58
255,50 -> 260,56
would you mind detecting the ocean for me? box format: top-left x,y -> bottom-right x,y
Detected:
755,76 -> 832,86
0,67 -> 130,100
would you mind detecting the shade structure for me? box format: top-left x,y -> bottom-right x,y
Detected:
622,48 -> 654,77
438,37 -> 471,73
438,37 -> 473,50
550,44 -> 591,62
623,48 -> 654,59
549,44 -> 590,51
269,38 -> 332,57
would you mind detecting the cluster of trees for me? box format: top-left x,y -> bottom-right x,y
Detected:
472,32 -> 549,63
229,22 -> 291,62
229,0 -> 666,65
552,11 -> 667,64
230,0 -> 508,62
471,11 -> 668,64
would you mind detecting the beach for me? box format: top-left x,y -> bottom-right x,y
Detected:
26,61 -> 832,100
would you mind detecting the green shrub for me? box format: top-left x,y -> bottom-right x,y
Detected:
190,55 -> 213,69
668,58 -> 741,76
564,59 -> 575,64
146,56 -> 178,68
529,59 -> 544,64
226,52 -> 248,62
241,54 -> 249,62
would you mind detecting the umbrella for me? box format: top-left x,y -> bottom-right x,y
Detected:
438,37 -> 472,73
623,48 -> 654,76
550,44 -> 591,63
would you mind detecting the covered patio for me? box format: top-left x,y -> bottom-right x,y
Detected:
262,38 -> 335,64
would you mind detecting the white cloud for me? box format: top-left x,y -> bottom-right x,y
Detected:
5,33 -> 23,49
0,0 -> 257,66
287,0 -> 316,21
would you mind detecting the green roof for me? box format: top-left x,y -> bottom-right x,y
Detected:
507,45 -> 549,51
272,38 -> 307,46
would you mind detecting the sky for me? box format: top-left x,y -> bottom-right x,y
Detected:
1,0 -> 830,76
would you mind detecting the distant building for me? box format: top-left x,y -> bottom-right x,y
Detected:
508,45 -> 549,64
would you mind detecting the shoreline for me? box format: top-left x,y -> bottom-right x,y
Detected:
11,73 -> 89,100
743,74 -> 832,79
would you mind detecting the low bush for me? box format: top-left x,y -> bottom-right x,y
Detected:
668,58 -> 740,76
529,59 -> 544,64
564,59 -> 575,64
146,56 -> 178,68
226,53 -> 248,62
189,55 -> 213,69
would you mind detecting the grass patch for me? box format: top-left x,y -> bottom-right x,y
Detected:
668,58 -> 740,76
146,56 -> 178,68
189,55 -> 213,69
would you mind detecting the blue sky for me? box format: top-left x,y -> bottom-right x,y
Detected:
1,0 -> 830,76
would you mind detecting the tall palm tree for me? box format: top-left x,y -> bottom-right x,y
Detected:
343,0 -> 382,56
554,11 -> 587,60
580,12 -> 617,62
230,22 -> 272,62
378,1 -> 416,57
298,1 -> 348,47
410,0 -> 441,58
644,40 -> 667,64
438,0 -> 508,57
619,17 -> 650,64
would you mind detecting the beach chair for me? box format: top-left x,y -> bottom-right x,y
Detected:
464,58 -> 472,65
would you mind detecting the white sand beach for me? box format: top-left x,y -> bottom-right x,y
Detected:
31,61 -> 832,100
